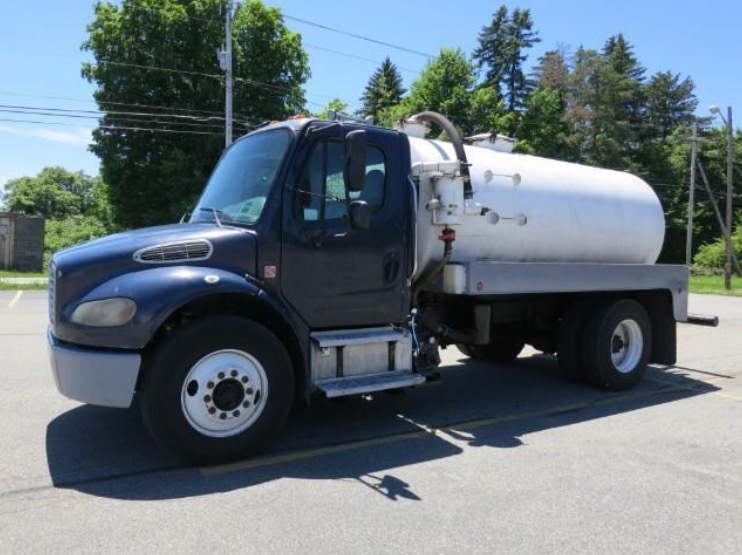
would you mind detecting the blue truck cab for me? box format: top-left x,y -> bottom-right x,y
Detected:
49,117 -> 417,464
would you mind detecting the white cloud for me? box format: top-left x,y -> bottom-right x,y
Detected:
0,124 -> 92,146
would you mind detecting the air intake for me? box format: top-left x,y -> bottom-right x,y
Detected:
133,240 -> 213,264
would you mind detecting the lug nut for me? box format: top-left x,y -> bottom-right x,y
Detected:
219,413 -> 227,420
208,407 -> 216,414
246,388 -> 254,395
242,401 -> 250,408
207,381 -> 214,389
203,395 -> 211,403
241,376 -> 248,383
218,372 -> 225,379
233,410 -> 240,417
231,370 -> 238,377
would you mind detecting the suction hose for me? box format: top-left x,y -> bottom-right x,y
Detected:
408,111 -> 473,200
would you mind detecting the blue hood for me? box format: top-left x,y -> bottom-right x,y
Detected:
50,223 -> 258,326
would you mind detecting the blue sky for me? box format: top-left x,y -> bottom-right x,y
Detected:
1,0 -> 741,190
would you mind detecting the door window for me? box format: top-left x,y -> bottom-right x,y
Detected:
296,140 -> 386,222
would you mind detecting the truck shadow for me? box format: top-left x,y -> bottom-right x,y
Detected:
45,354 -> 720,501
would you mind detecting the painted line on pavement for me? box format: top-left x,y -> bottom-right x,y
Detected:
201,384 -> 692,476
8,290 -> 22,309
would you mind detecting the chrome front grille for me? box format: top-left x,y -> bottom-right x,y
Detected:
133,240 -> 213,264
48,260 -> 56,322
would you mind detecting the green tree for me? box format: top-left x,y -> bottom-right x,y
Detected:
643,71 -> 697,140
316,98 -> 349,119
474,5 -> 541,112
2,167 -> 114,266
532,49 -> 570,93
380,48 -> 478,133
360,57 -> 406,121
82,0 -> 309,229
516,87 -> 577,159
3,167 -> 107,220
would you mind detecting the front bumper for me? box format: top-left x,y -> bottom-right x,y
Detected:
47,328 -> 141,408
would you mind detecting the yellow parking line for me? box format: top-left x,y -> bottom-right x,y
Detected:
8,290 -> 22,309
647,376 -> 741,402
201,429 -> 432,475
201,387 -> 674,476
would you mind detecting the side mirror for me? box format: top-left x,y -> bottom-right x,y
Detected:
349,200 -> 371,230
344,130 -> 366,192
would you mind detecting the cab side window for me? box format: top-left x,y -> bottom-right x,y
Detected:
296,139 -> 387,221
352,145 -> 386,212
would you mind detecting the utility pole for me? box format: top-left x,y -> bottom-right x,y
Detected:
696,160 -> 742,276
686,121 -> 698,266
218,2 -> 234,149
724,106 -> 734,289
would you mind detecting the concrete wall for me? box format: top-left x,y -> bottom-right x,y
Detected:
0,212 -> 45,272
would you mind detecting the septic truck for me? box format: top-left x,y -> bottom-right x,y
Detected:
48,111 -> 692,464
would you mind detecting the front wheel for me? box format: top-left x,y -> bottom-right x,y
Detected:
139,316 -> 294,465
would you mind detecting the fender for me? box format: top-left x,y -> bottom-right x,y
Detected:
56,266 -> 295,351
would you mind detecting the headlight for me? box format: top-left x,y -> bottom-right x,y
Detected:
70,298 -> 137,327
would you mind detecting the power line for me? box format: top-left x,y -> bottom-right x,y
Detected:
98,60 -> 223,80
283,14 -> 434,59
122,3 -> 432,60
0,89 -> 248,119
0,116 -> 223,136
0,112 -> 251,134
0,103 -> 222,121
304,43 -> 419,74
0,103 -> 264,129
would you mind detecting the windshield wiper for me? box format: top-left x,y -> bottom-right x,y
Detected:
198,206 -> 223,228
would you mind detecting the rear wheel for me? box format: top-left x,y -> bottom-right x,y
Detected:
456,340 -> 525,363
139,316 -> 294,465
581,299 -> 652,391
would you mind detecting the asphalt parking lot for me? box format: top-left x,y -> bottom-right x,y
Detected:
0,290 -> 740,554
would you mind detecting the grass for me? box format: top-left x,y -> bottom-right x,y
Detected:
688,274 -> 742,296
0,282 -> 48,291
0,269 -> 48,290
1,270 -> 740,295
0,270 -> 47,278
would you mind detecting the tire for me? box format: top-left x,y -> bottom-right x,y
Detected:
456,340 -> 525,363
557,302 -> 589,382
581,299 -> 652,391
139,316 -> 294,465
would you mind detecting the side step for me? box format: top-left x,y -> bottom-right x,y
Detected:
315,370 -> 426,398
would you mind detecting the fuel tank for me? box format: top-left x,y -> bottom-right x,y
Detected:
408,137 -> 666,278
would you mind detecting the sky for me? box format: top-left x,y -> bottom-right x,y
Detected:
1,0 -> 741,191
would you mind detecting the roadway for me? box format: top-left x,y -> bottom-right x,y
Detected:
0,291 -> 740,553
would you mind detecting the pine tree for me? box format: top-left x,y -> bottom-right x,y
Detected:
360,57 -> 406,121
473,5 -> 541,112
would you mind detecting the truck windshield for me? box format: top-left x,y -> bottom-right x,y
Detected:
191,128 -> 292,226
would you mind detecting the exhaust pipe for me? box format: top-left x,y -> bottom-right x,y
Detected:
684,313 -> 719,327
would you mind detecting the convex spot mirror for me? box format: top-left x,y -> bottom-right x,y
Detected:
344,130 -> 366,192
349,200 -> 371,230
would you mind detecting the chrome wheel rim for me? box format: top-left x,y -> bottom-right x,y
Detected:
180,349 -> 267,437
610,319 -> 643,374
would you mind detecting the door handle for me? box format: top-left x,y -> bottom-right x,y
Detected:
383,252 -> 400,285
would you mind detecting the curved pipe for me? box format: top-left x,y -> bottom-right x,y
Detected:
409,111 -> 473,199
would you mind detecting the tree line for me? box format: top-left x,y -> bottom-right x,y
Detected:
1,1 -> 740,268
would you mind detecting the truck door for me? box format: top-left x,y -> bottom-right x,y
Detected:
280,127 -> 410,329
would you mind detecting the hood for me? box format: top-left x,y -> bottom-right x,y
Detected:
50,223 -> 258,323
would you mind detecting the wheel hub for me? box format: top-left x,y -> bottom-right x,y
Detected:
611,319 -> 643,374
180,349 -> 267,438
212,377 -> 245,411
